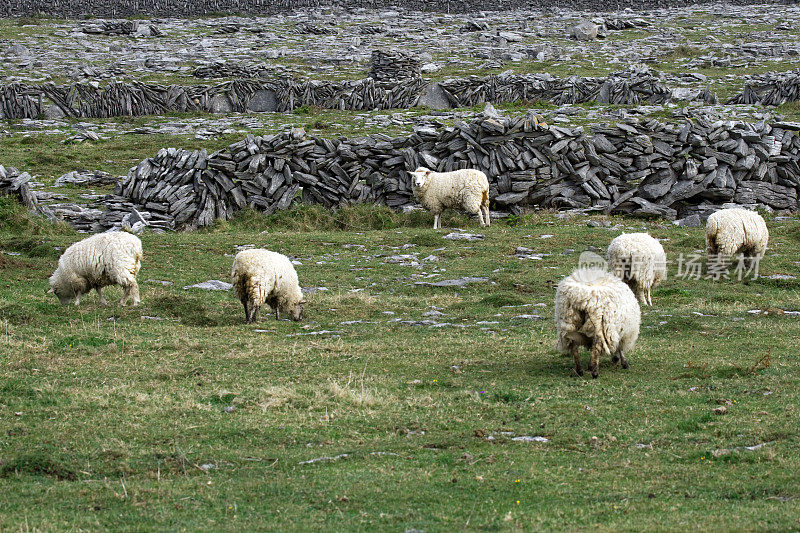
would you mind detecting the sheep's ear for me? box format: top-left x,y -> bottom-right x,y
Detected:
47,288 -> 54,294
299,299 -> 307,305
408,171 -> 419,178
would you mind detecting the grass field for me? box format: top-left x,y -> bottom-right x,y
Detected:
1,199 -> 799,530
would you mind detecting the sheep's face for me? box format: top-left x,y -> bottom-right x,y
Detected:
288,300 -> 306,321
409,168 -> 431,189
49,278 -> 75,305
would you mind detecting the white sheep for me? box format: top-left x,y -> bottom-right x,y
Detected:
408,167 -> 490,229
706,208 -> 769,267
48,231 -> 143,306
606,232 -> 667,306
231,249 -> 305,323
555,267 -> 641,379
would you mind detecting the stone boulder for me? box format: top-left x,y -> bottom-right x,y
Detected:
417,83 -> 451,110
246,89 -> 277,113
570,21 -> 599,41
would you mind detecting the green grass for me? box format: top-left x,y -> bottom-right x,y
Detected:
0,133 -> 245,182
1,200 -> 799,530
0,110 -> 440,183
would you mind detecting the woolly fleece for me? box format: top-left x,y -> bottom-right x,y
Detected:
231,249 -> 304,323
49,231 -> 142,306
705,208 -> 769,262
409,167 -> 490,229
555,267 -> 641,378
607,232 -> 667,306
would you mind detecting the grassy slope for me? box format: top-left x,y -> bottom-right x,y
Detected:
1,202 -> 798,530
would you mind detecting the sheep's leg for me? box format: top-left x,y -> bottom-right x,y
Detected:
433,213 -> 441,230
589,343 -> 601,379
247,303 -> 260,324
483,205 -> 491,226
475,208 -> 487,227
242,300 -> 250,323
74,291 -> 82,306
466,199 -> 487,227
647,287 -> 653,306
571,344 -> 583,377
636,286 -> 647,306
706,237 -> 718,257
744,252 -> 760,271
96,287 -> 108,306
618,351 -> 630,370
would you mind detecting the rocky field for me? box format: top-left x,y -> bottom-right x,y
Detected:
2,4 -> 800,232
1,4 -> 800,530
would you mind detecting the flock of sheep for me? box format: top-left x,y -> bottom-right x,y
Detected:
556,206 -> 768,378
46,167 -> 770,378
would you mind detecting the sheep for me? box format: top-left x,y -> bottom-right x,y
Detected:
48,231 -> 142,306
554,267 -> 641,379
705,208 -> 769,268
408,167 -> 490,229
606,232 -> 667,306
231,249 -> 305,324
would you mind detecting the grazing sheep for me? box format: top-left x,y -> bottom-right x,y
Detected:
706,208 -> 769,267
231,249 -> 305,324
408,167 -> 490,229
555,267 -> 641,379
607,232 -> 667,306
48,231 -> 142,306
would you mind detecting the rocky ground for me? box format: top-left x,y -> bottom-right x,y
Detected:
2,3 -> 800,229
2,4 -> 799,88
2,4 -> 799,132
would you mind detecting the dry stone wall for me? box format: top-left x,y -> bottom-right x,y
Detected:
10,67 -> 800,122
0,0 -> 789,17
728,70 -> 800,107
0,165 -> 38,210
98,113 -> 800,231
0,78 -> 423,119
0,69 -> 715,120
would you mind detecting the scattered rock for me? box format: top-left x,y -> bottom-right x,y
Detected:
5,43 -> 31,57
511,436 -> 548,443
443,232 -> 484,241
511,314 -> 544,320
415,276 -> 489,287
673,214 -> 702,228
570,21 -> 599,41
183,280 -> 232,291
299,454 -> 349,465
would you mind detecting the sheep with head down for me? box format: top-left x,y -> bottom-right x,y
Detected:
607,232 -> 666,306
705,208 -> 769,269
231,249 -> 305,324
408,167 -> 490,229
48,231 -> 143,306
555,267 -> 641,379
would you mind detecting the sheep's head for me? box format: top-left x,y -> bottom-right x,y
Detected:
288,299 -> 306,321
48,273 -> 75,305
409,167 -> 432,189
